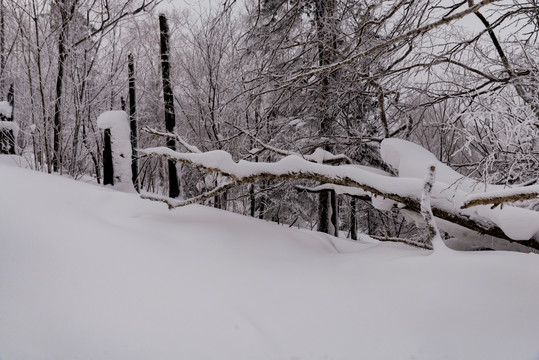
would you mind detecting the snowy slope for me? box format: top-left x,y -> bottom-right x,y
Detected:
1,155 -> 538,360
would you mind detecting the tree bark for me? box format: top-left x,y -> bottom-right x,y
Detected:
315,0 -> 339,236
103,128 -> 113,185
159,14 -> 179,198
128,53 -> 139,192
52,0 -> 75,173
350,196 -> 358,240
0,0 -> 5,94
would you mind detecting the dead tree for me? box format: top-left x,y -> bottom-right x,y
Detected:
128,53 -> 139,192
158,14 -> 180,198
103,128 -> 113,185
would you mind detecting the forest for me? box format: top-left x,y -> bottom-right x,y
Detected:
1,0 -> 539,253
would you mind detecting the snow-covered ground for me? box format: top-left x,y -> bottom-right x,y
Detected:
1,155 -> 538,360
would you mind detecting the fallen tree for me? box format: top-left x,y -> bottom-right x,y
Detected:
138,131 -> 539,253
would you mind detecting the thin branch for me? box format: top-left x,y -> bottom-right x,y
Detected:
142,127 -> 201,153
282,0 -> 500,84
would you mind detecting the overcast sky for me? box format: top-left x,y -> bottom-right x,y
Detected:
158,0 -> 215,12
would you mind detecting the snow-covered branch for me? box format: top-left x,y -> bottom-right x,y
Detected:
461,185 -> 539,209
137,145 -> 539,251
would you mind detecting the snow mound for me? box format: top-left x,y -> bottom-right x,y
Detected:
1,162 -> 539,360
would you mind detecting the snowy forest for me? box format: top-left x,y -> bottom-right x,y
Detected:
2,1 -> 539,359
1,0 -> 539,253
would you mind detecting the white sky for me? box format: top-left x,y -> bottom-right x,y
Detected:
158,0 -> 215,13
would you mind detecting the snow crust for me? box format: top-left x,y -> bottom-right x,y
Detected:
1,158 -> 539,360
97,111 -> 134,192
0,100 -> 12,118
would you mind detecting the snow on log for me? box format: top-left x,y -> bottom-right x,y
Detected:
138,145 -> 539,251
380,138 -> 539,246
97,111 -> 134,192
381,138 -> 503,193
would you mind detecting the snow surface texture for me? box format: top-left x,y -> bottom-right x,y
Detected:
0,100 -> 12,118
96,111 -> 134,192
1,155 -> 539,360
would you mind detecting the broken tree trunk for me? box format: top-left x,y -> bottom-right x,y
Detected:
128,53 -> 139,192
159,14 -> 180,199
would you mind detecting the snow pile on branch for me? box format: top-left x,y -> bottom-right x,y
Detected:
303,148 -> 351,164
0,101 -> 12,118
0,121 -> 19,137
381,138 -> 502,193
97,111 -> 134,192
380,138 -> 539,246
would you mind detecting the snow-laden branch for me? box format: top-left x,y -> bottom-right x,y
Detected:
461,185 -> 539,209
137,145 -> 539,251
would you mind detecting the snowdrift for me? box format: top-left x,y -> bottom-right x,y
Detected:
1,155 -> 538,360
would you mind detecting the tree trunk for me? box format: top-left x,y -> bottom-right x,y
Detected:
128,53 -> 139,192
6,83 -> 14,154
52,0 -> 73,173
315,0 -> 339,236
350,196 -> 358,240
159,14 -> 179,198
0,83 -> 14,154
103,128 -> 113,185
0,0 -> 5,94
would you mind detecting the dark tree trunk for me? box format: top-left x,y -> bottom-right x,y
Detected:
249,183 -> 256,217
159,14 -> 180,198
0,84 -> 14,154
258,181 -> 266,220
52,0 -> 75,173
103,128 -> 113,185
315,0 -> 339,236
128,54 -> 139,192
0,0 -> 5,94
350,196 -> 358,240
6,83 -> 14,154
